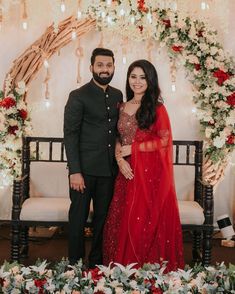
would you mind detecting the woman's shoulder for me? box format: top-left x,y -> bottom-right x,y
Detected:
119,101 -> 127,111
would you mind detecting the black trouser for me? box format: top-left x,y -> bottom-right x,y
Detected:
68,174 -> 115,267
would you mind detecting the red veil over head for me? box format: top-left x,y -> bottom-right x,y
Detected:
114,104 -> 184,271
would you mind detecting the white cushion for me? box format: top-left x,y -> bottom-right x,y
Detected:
20,197 -> 70,221
30,162 -> 69,198
178,200 -> 205,225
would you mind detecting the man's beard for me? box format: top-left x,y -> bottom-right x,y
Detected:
92,71 -> 114,86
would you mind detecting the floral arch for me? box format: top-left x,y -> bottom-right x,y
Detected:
0,1 -> 234,187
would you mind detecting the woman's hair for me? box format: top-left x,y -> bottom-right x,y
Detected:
126,59 -> 162,129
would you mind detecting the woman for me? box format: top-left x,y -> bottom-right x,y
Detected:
103,60 -> 184,271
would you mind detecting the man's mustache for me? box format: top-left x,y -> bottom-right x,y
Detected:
99,72 -> 110,76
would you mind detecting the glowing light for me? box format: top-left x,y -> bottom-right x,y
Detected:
122,56 -> 127,64
107,16 -> 112,24
77,10 -> 82,19
22,21 -> 28,30
130,16 -> 135,24
43,59 -> 49,68
101,11 -> 106,18
191,107 -> 197,113
147,13 -> 152,24
106,0 -> 112,6
201,2 -> 206,10
44,99 -> 51,108
171,84 -> 176,92
120,9 -> 125,16
60,2 -> 66,13
71,30 -> 77,40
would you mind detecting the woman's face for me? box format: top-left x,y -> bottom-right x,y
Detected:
128,67 -> 148,96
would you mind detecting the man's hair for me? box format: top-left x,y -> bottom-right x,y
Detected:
90,48 -> 115,65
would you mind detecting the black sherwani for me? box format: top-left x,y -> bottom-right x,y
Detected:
64,79 -> 123,267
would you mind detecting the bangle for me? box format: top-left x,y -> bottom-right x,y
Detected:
116,156 -> 124,164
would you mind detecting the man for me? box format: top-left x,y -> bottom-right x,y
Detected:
64,48 -> 123,268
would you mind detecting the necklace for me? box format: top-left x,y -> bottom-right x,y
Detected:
130,99 -> 141,104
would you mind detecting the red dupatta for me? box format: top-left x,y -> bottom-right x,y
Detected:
114,104 -> 184,271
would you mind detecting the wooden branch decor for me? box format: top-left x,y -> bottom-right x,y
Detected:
5,16 -> 95,90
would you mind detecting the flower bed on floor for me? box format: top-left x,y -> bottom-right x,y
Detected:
0,259 -> 235,293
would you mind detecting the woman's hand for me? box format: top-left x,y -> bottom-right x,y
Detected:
118,158 -> 134,180
120,145 -> 132,157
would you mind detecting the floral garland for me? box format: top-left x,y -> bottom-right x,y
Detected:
86,0 -> 235,163
0,76 -> 32,186
0,0 -> 235,186
0,259 -> 235,293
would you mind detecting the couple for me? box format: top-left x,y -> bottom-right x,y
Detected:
63,47 -> 184,271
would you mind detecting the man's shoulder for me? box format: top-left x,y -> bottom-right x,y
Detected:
69,82 -> 91,99
109,85 -> 123,97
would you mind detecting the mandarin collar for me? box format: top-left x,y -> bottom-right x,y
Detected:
89,79 -> 110,94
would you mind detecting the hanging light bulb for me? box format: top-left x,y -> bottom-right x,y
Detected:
60,0 -> 66,13
106,0 -> 112,6
21,0 -> 28,30
191,107 -> 197,114
122,56 -> 127,64
119,8 -> 125,16
171,84 -> 176,92
77,9 -> 82,19
130,16 -> 135,24
106,15 -> 112,24
44,97 -> 51,108
71,29 -> 77,40
147,12 -> 152,24
43,59 -> 49,68
101,11 -> 106,18
201,1 -> 206,10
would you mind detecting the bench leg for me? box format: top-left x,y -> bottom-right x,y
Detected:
192,230 -> 202,262
11,223 -> 20,262
20,226 -> 29,258
202,229 -> 213,266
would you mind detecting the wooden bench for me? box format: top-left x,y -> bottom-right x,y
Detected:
11,137 -> 214,265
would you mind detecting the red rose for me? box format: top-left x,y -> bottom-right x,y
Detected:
8,125 -> 19,135
213,69 -> 230,86
34,278 -> 47,294
137,0 -> 148,12
19,109 -> 28,120
138,25 -> 143,33
0,97 -> 16,109
226,135 -> 234,145
194,63 -> 201,71
226,92 -> 235,106
162,19 -> 171,28
172,45 -> 183,52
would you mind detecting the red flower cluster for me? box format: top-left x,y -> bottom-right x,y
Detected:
19,109 -> 28,120
226,92 -> 235,106
8,125 -> 19,135
172,45 -> 183,52
194,63 -> 201,71
83,267 -> 103,285
213,69 -> 230,86
137,0 -> 148,12
0,97 -> 16,109
34,278 -> 47,294
162,19 -> 171,28
226,135 -> 235,145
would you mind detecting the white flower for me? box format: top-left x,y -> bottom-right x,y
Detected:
210,46 -> 218,56
225,110 -> 235,126
199,43 -> 209,51
0,112 -> 6,131
213,135 -> 226,148
205,127 -> 214,138
205,56 -> 215,69
15,80 -> 27,95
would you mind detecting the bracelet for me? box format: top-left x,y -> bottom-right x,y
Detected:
116,156 -> 124,164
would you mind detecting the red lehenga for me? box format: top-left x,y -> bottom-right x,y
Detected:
103,103 -> 184,271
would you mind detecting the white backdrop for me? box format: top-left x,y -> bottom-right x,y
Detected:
0,1 -> 234,224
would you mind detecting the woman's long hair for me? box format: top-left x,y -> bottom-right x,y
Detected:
126,59 -> 162,129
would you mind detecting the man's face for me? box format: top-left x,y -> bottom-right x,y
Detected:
90,55 -> 115,85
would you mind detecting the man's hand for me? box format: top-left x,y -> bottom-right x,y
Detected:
70,173 -> 86,193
